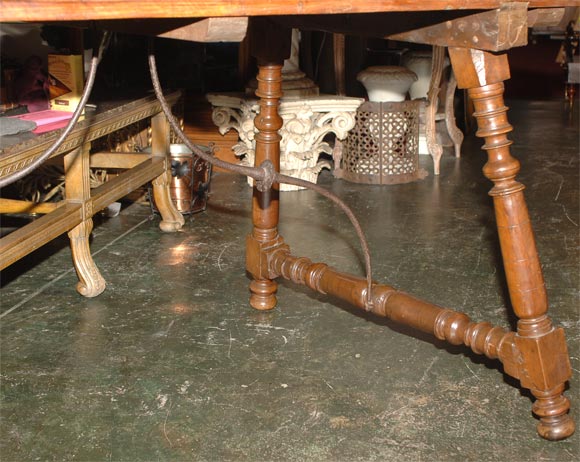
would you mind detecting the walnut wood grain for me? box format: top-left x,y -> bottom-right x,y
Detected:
269,249 -> 520,369
388,4 -> 558,51
2,0 -> 576,442
247,62 -> 285,310
1,1 -> 574,22
333,33 -> 346,96
449,48 -> 574,441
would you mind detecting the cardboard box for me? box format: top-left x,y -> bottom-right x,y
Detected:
48,54 -> 83,112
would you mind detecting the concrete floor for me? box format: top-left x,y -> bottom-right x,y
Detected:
1,100 -> 578,461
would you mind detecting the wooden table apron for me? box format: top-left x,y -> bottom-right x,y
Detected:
1,0 -> 577,441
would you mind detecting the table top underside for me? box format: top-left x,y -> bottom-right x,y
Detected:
1,0 -> 576,22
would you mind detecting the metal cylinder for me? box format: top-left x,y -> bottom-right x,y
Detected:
151,143 -> 212,214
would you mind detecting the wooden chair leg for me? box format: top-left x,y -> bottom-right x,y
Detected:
64,144 -> 106,297
444,70 -> 463,158
450,47 -> 574,441
68,219 -> 106,297
426,45 -> 445,175
151,173 -> 184,232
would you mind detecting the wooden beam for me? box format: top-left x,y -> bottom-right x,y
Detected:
388,3 -> 529,51
90,157 -> 164,212
528,7 -> 570,28
157,17 -> 248,42
388,6 -> 567,51
248,17 -> 292,63
0,198 -> 61,215
449,47 -> 511,88
269,7 -> 565,48
0,203 -> 83,270
1,1 -> 575,22
84,17 -> 248,42
90,152 -> 149,169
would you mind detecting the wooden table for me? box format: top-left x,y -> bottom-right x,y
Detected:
1,0 -> 577,441
0,93 -> 185,296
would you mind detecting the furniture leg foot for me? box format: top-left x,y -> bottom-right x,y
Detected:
64,142 -> 105,297
444,71 -> 463,158
152,173 -> 185,232
515,315 -> 575,441
247,61 -> 284,307
449,47 -> 574,439
533,385 -> 575,441
246,19 -> 289,310
430,149 -> 442,176
249,279 -> 277,310
150,110 -> 185,232
68,219 -> 106,297
426,46 -> 445,175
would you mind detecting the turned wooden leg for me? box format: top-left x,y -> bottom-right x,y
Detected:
244,19 -> 291,310
450,48 -> 574,441
247,61 -> 284,310
333,33 -> 346,96
426,46 -> 445,175
150,112 -> 185,232
444,71 -> 463,158
64,143 -> 106,297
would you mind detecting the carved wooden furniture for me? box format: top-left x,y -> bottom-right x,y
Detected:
403,47 -> 464,175
426,46 -> 464,173
0,93 -> 184,296
0,0 -> 576,441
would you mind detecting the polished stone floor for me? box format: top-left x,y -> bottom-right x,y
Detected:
1,100 -> 578,461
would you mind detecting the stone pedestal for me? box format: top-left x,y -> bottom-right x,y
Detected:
208,93 -> 363,191
356,66 -> 417,102
402,51 -> 449,100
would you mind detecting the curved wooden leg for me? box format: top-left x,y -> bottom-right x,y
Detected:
450,47 -> 574,441
68,219 -> 106,297
150,112 -> 184,232
444,71 -> 463,158
152,170 -> 185,232
426,46 -> 445,175
64,143 -> 106,297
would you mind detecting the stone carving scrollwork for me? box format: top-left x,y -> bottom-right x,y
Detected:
208,94 -> 363,191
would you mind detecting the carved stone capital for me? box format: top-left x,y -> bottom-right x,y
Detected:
208,93 -> 363,191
